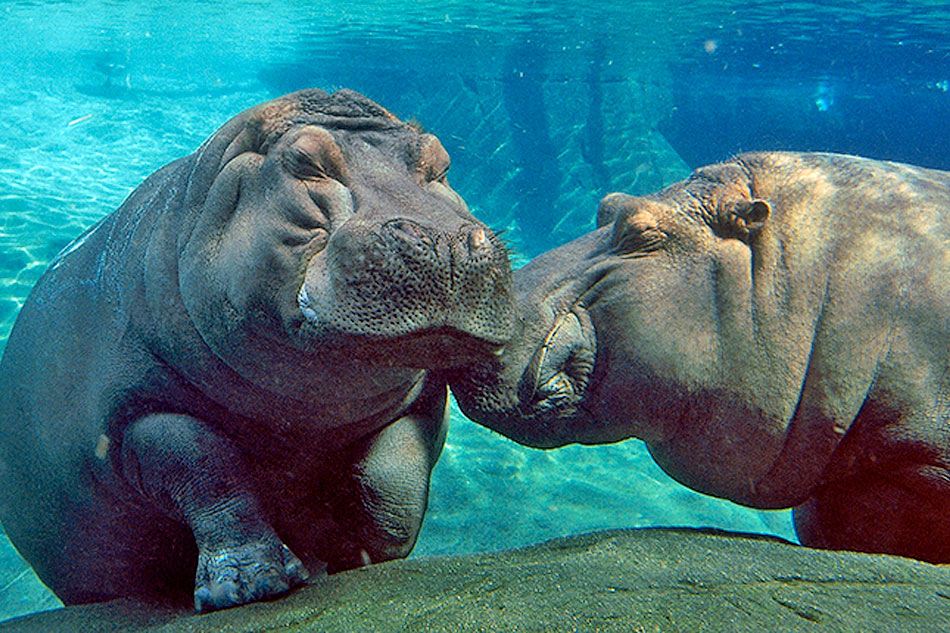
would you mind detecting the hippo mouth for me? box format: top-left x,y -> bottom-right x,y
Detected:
517,306 -> 597,419
297,285 -> 505,368
452,305 -> 598,448
446,304 -> 599,448
342,327 -> 506,368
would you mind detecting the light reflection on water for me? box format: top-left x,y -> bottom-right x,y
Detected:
6,1 -> 950,83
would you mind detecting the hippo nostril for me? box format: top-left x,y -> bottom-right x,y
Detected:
384,219 -> 433,247
468,225 -> 488,251
363,238 -> 389,268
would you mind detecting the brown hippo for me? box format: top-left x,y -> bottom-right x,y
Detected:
448,151 -> 950,563
0,89 -> 512,611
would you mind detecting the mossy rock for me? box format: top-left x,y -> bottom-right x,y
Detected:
3,528 -> 950,632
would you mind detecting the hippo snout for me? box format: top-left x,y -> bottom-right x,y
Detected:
299,217 -> 513,363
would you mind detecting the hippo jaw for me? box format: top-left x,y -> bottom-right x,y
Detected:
449,285 -> 602,448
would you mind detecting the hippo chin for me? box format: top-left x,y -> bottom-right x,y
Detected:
449,151 -> 950,563
0,89 -> 512,611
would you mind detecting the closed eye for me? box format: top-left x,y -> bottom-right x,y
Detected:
610,209 -> 666,257
431,166 -> 449,183
283,145 -> 328,180
281,126 -> 349,184
611,228 -> 665,257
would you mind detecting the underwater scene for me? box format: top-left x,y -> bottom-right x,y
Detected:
2,0 -> 950,623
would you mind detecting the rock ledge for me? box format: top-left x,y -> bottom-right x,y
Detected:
3,528 -> 949,632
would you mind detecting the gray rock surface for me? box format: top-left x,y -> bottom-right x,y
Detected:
2,527 -> 949,632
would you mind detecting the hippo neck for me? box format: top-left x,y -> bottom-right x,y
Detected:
666,152 -> 933,506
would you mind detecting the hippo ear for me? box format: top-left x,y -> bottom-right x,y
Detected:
717,199 -> 771,241
217,126 -> 262,169
181,108 -> 264,222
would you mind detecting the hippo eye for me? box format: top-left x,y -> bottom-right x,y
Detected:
431,166 -> 449,184
414,133 -> 452,185
611,210 -> 665,256
282,127 -> 349,184
425,169 -> 451,194
425,176 -> 467,212
284,146 -> 327,180
416,159 -> 450,186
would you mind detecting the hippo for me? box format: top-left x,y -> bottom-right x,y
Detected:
0,89 -> 512,611
448,151 -> 950,563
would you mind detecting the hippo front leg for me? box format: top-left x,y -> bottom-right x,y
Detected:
334,380 -> 448,568
120,413 -> 309,611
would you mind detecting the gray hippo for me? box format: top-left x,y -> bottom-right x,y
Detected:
448,151 -> 950,563
0,89 -> 512,611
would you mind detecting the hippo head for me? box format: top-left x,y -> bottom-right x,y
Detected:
448,163 -> 773,449
175,89 -> 512,391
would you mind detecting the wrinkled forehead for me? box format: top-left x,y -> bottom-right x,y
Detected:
685,160 -> 753,199
250,89 -> 412,153
211,89 -> 443,177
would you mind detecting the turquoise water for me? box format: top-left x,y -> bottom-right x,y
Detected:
5,0 -> 950,622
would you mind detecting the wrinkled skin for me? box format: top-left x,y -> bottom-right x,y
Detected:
449,151 -> 950,563
0,89 -> 512,611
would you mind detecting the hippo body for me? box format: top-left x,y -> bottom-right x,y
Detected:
0,89 -> 512,610
449,151 -> 950,562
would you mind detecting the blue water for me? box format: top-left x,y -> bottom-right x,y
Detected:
2,0 -> 949,622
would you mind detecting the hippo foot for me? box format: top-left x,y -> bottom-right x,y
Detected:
194,534 -> 310,612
